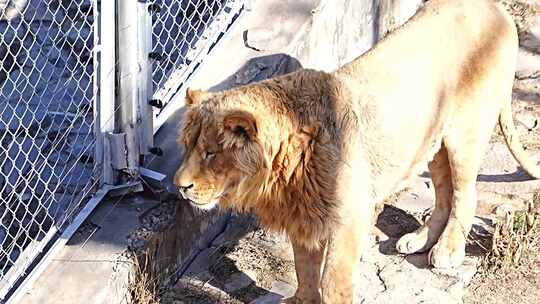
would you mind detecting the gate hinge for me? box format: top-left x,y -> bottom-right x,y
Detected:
106,132 -> 128,170
149,99 -> 163,109
147,3 -> 161,13
148,52 -> 163,61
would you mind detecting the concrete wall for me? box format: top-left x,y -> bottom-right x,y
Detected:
290,0 -> 424,71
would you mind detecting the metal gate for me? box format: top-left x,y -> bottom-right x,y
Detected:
148,0 -> 246,133
0,0 -> 102,300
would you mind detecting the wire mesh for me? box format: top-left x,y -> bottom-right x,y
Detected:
0,0 -> 246,299
0,0 -> 97,297
150,0 -> 245,110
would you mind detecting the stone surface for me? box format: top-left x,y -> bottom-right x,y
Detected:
269,280 -> 296,298
516,48 -> 540,79
249,293 -> 284,304
224,271 -> 257,292
476,142 -> 540,202
393,176 -> 434,214
246,280 -> 296,304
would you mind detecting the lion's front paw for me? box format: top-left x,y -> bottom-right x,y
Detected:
428,223 -> 466,269
396,228 -> 430,254
397,211 -> 449,254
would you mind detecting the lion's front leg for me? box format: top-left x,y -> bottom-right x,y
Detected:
320,207 -> 372,303
282,239 -> 325,304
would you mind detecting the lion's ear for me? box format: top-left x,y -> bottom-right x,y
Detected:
223,111 -> 258,141
185,88 -> 207,106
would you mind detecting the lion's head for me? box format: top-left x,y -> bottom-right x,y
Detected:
173,71 -> 348,248
173,86 -> 282,210
173,77 -> 330,205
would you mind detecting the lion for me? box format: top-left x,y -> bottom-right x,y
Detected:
173,0 -> 540,303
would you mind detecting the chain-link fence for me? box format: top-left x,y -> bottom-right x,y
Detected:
0,0 -> 98,299
149,0 -> 246,120
0,0 -> 246,300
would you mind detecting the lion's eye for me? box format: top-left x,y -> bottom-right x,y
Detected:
204,151 -> 216,160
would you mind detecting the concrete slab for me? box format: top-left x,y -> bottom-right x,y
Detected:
18,197 -> 156,304
185,0 -> 317,91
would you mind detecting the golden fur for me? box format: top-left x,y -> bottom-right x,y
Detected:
174,0 -> 540,303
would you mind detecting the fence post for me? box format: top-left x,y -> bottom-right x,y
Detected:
117,0 -> 154,177
117,0 -> 140,175
137,1 -> 154,159
96,0 -> 117,185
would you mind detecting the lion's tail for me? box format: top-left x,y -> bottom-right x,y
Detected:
499,101 -> 540,179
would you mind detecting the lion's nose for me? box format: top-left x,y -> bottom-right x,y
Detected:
178,184 -> 194,193
174,166 -> 195,196
176,183 -> 193,200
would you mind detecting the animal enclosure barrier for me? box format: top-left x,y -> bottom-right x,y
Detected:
0,0 -> 246,302
0,0 -> 99,300
148,0 -> 247,132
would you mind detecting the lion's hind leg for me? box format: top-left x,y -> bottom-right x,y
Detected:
428,126 -> 492,268
396,145 -> 453,254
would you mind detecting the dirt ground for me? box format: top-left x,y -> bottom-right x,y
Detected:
128,1 -> 540,303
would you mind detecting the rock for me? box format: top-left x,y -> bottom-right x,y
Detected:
224,271 -> 256,292
182,247 -> 212,276
211,214 -> 257,247
393,176 -> 434,214
249,292 -> 283,304
516,48 -> 540,79
241,0 -> 315,52
356,262 -> 386,301
356,237 -> 479,304
232,54 -> 302,87
0,136 -> 49,193
446,280 -> 465,302
244,281 -> 296,304
477,142 -> 540,201
430,257 -> 479,286
515,110 -> 539,133
234,62 -> 269,85
521,15 -> 540,52
0,100 -> 49,133
252,232 -> 295,263
362,258 -> 464,304
0,0 -> 28,21
270,280 -> 296,298
371,226 -> 390,242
